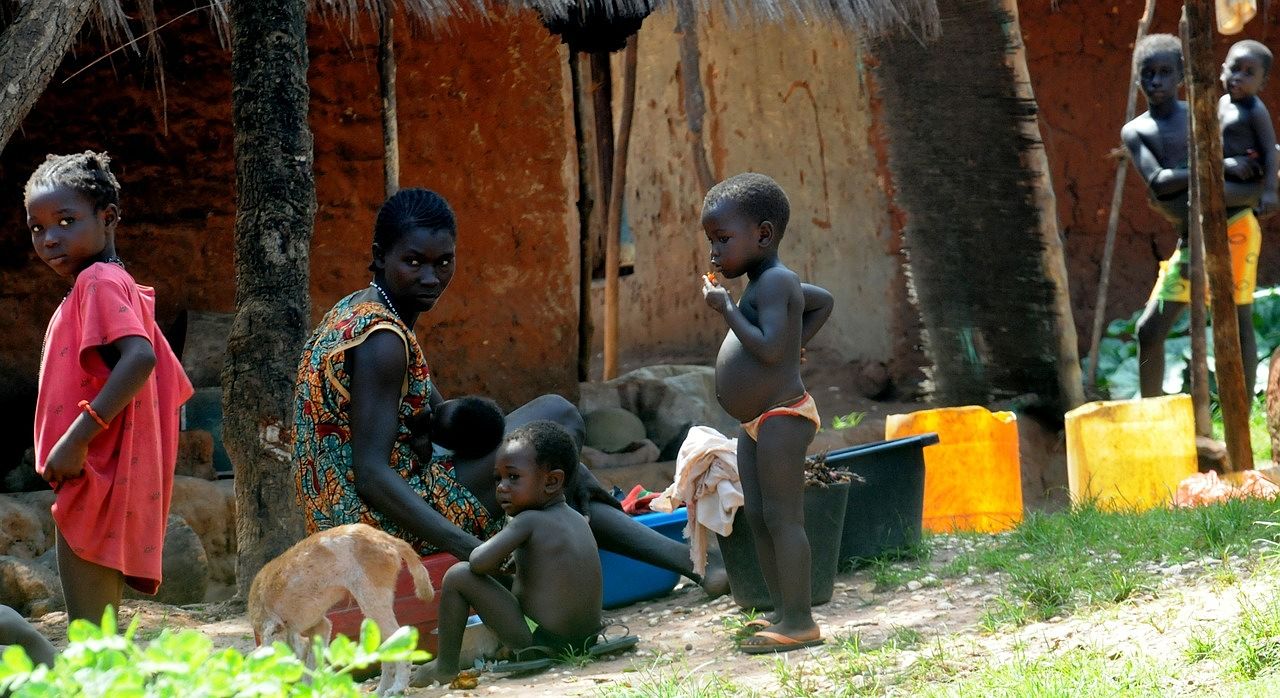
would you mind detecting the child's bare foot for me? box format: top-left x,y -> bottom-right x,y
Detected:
701,547 -> 730,599
410,660 -> 458,688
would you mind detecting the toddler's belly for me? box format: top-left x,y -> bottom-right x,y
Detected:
715,337 -> 804,423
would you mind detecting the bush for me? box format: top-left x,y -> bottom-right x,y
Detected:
0,609 -> 427,697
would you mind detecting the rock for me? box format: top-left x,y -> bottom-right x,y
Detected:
581,441 -> 661,470
851,359 -> 891,400
0,555 -> 63,617
125,515 -> 209,605
906,580 -> 923,591
6,490 -> 55,549
169,476 -> 236,587
581,365 -> 737,456
0,495 -> 48,559
3,448 -> 45,494
584,407 -> 649,453
175,430 -> 217,481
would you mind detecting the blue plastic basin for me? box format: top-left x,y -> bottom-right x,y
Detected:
599,508 -> 687,609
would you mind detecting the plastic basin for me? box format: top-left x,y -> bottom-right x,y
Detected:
600,508 -> 688,609
824,433 -> 938,565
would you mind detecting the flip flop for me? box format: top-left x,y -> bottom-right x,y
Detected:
587,624 -> 639,658
739,630 -> 825,655
485,646 -> 557,676
742,618 -> 772,631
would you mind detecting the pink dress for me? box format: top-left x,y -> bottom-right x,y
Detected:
33,262 -> 193,594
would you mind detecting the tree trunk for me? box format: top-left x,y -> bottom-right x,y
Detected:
378,0 -> 400,197
602,37 -> 639,381
1183,0 -> 1252,472
226,0 -> 314,597
674,0 -> 715,194
589,53 -> 614,278
0,0 -> 96,154
872,0 -> 1082,417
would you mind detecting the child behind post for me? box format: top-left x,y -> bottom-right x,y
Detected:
412,420 -> 603,686
1219,39 -> 1278,213
700,172 -> 833,654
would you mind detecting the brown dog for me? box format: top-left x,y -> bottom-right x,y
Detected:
248,523 -> 434,695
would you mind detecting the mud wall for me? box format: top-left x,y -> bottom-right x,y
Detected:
590,11 -> 905,372
1019,0 -> 1280,343
0,9 -> 577,462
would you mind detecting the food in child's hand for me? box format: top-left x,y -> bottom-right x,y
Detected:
705,271 -> 718,285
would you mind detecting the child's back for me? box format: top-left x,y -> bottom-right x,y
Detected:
510,501 -> 601,638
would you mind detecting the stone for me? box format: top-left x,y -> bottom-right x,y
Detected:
851,359 -> 891,399
125,514 -> 209,605
0,555 -> 62,617
0,495 -> 48,559
175,430 -> 217,481
6,490 -> 55,549
580,365 -> 738,456
169,476 -> 236,587
584,407 -> 649,453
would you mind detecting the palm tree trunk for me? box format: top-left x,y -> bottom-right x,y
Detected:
226,0 -> 314,596
0,0 -> 96,153
872,0 -> 1082,416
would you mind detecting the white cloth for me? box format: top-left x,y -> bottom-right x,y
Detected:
651,425 -> 743,575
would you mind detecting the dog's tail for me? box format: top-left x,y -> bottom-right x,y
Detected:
394,538 -> 436,603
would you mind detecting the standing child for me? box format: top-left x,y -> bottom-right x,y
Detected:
412,420 -> 604,686
25,152 -> 193,623
1220,39 -> 1277,215
701,172 -> 833,654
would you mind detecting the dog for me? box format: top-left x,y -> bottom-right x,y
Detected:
248,523 -> 435,695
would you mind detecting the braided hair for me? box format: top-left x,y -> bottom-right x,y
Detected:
703,172 -> 791,237
370,188 -> 456,272
24,151 -> 121,212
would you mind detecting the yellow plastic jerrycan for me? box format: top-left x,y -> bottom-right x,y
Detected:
885,406 -> 1022,533
1065,394 -> 1197,512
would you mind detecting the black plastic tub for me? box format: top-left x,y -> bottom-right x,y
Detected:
716,479 -> 850,611
827,433 -> 939,567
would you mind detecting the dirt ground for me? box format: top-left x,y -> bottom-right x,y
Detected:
23,534 -> 1271,697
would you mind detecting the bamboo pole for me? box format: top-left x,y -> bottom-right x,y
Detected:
603,36 -> 639,381
674,0 -> 715,195
1086,0 -> 1157,388
570,50 -> 598,382
377,0 -> 399,197
1183,0 -> 1252,471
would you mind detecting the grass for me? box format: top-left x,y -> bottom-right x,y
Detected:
1211,396 -> 1273,465
913,646 -> 1170,697
944,496 -> 1280,629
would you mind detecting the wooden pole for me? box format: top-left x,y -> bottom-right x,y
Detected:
1183,0 -> 1253,471
603,36 -> 639,381
377,0 -> 399,197
674,0 -> 716,195
570,50 -> 598,382
1185,69 -> 1214,439
1087,0 -> 1157,388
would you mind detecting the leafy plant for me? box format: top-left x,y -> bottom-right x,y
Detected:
1090,286 -> 1280,400
0,608 -> 428,697
831,411 -> 866,431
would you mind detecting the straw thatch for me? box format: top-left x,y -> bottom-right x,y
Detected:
31,0 -> 938,41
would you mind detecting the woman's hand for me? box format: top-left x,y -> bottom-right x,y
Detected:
702,274 -> 733,314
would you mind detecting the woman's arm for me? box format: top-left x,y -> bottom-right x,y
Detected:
348,330 -> 481,561
43,335 -> 156,484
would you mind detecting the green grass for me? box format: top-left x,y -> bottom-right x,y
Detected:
943,496 -> 1280,629
1211,396 -> 1273,465
913,647 -> 1170,697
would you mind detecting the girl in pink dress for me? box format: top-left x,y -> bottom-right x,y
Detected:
25,152 -> 193,623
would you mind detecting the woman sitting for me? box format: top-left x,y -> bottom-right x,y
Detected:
292,188 -> 727,596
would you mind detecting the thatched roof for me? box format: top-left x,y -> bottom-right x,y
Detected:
54,0 -> 938,44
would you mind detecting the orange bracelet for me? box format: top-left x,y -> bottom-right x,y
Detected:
78,400 -> 109,430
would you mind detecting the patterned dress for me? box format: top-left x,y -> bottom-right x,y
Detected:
293,291 -> 502,554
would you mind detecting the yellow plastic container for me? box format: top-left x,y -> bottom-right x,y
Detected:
885,406 -> 1022,533
1065,394 -> 1197,511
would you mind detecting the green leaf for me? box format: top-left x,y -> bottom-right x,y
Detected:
2,644 -> 33,675
359,619 -> 381,654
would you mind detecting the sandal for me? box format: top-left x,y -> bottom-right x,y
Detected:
739,630 -> 825,655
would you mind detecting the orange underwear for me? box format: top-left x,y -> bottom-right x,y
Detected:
741,392 -> 821,442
